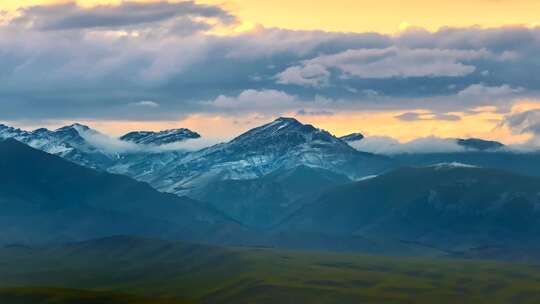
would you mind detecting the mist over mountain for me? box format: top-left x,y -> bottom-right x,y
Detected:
0,123 -> 117,169
348,136 -> 507,155
109,117 -> 393,197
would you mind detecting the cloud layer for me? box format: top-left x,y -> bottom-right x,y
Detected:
349,136 -> 467,154
0,1 -> 539,128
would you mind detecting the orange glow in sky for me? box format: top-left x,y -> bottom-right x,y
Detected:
3,0 -> 540,33
7,102 -> 536,145
2,0 -> 539,143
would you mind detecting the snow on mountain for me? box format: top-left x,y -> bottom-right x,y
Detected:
0,124 -> 26,139
113,117 -> 392,196
2,118 -> 393,197
0,123 -> 115,169
120,128 -> 201,146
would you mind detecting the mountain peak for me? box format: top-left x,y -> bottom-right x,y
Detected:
222,117 -> 356,161
32,128 -> 51,135
0,123 -> 19,131
340,133 -> 364,142
275,117 -> 301,124
262,117 -> 305,131
0,124 -> 27,139
120,128 -> 201,146
56,123 -> 91,133
233,117 -> 322,142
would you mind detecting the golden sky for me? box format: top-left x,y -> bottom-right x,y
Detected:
8,102 -> 536,145
2,0 -> 539,143
3,0 -> 540,33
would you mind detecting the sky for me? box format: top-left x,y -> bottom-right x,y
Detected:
2,0 -> 540,146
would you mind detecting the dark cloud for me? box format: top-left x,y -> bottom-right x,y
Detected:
501,109 -> 540,148
395,112 -> 423,121
504,109 -> 540,135
14,1 -> 236,31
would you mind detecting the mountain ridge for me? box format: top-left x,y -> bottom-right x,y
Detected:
0,138 -> 246,245
122,117 -> 393,196
278,164 -> 540,254
120,128 -> 201,146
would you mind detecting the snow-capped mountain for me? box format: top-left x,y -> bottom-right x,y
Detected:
2,119 -> 510,200
111,117 -> 392,195
2,118 -> 393,197
120,128 -> 201,146
0,123 -> 116,169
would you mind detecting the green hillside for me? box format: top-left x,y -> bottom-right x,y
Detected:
0,288 -> 191,304
1,236 -> 540,304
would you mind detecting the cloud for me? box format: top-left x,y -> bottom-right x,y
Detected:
76,125 -> 218,154
1,5 -> 540,122
276,63 -> 330,87
278,47 -> 487,83
148,137 -> 223,152
212,89 -> 300,112
498,108 -> 540,149
131,100 -> 160,108
458,83 -> 523,99
395,112 -> 423,121
347,136 -> 401,154
395,112 -> 461,121
76,126 -> 140,154
349,136 -> 466,154
503,109 -> 540,136
14,1 -> 236,31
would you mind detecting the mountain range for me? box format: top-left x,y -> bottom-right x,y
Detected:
3,117 -> 540,260
0,123 -> 201,170
277,164 -> 540,255
114,117 -> 392,197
